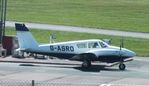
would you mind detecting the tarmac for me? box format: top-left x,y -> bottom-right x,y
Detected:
0,56 -> 149,86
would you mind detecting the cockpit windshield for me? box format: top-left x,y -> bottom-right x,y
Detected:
88,41 -> 109,48
99,41 -> 108,48
88,42 -> 100,48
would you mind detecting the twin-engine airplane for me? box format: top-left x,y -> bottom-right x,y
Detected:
15,23 -> 136,70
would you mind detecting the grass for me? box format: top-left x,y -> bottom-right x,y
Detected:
6,27 -> 149,57
7,0 -> 149,32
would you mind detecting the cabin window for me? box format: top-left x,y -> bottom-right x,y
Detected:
99,42 -> 107,48
88,42 -> 99,48
77,43 -> 87,48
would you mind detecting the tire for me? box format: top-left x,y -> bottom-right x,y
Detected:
119,63 -> 126,70
82,60 -> 91,68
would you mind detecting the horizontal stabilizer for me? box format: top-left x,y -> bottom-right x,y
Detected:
15,23 -> 29,31
15,48 -> 28,51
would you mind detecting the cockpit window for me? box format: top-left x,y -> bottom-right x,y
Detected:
99,42 -> 108,48
88,42 -> 100,48
77,43 -> 87,48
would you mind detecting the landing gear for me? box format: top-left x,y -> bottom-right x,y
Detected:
119,63 -> 126,70
82,60 -> 91,68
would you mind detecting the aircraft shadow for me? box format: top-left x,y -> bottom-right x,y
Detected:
73,65 -> 122,72
20,63 -> 123,72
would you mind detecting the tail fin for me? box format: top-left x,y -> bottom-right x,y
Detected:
15,23 -> 38,50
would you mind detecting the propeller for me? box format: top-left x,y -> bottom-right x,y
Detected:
119,36 -> 124,62
119,37 -> 127,70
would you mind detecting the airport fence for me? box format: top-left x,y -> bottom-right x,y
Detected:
0,79 -> 99,86
0,80 -> 101,86
0,79 -> 148,86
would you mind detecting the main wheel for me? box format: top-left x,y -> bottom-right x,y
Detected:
119,63 -> 126,70
82,60 -> 91,68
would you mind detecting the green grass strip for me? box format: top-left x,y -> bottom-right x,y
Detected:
7,0 -> 149,32
6,27 -> 149,57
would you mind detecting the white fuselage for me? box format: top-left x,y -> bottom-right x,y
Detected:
28,39 -> 136,59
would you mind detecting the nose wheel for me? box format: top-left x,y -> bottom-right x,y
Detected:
119,63 -> 126,70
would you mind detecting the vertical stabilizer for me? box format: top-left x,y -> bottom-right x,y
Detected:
15,23 -> 38,50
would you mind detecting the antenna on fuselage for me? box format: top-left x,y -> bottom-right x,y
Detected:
120,36 -> 124,48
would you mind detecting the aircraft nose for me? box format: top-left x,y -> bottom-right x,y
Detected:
125,49 -> 136,57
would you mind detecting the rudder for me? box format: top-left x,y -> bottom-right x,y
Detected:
15,23 -> 38,50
